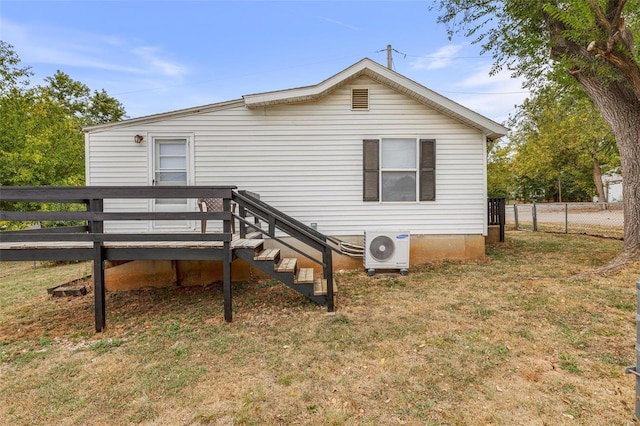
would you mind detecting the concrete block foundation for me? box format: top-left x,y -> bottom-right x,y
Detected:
104,234 -> 486,291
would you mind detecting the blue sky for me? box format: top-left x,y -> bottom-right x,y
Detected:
1,0 -> 529,123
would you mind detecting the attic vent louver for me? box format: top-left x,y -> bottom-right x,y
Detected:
352,88 -> 369,110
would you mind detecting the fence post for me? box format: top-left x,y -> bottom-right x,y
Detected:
625,278 -> 640,420
565,203 -> 568,234
514,205 -> 519,229
532,202 -> 538,232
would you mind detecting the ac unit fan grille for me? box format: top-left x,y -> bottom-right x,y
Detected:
369,235 -> 395,261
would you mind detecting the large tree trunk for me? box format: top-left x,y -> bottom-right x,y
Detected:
577,77 -> 640,272
592,157 -> 606,202
544,3 -> 640,271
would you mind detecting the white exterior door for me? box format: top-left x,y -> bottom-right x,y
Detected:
152,137 -> 192,229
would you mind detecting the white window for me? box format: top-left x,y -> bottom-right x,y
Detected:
381,138 -> 416,202
363,138 -> 435,202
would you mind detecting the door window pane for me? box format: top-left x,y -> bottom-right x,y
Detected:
155,171 -> 187,184
159,156 -> 186,169
159,142 -> 185,155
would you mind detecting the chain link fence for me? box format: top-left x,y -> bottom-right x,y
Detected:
506,202 -> 624,239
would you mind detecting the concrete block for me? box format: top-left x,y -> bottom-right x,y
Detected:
105,260 -> 176,291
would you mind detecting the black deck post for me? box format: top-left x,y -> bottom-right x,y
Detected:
223,197 -> 233,322
93,242 -> 106,332
324,246 -> 335,312
498,198 -> 505,242
238,203 -> 246,238
89,198 -> 105,332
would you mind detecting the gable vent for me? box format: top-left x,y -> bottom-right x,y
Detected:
352,88 -> 369,110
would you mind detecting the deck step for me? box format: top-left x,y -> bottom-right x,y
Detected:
276,257 -> 297,273
254,248 -> 280,261
245,231 -> 263,239
295,268 -> 314,284
313,278 -> 337,296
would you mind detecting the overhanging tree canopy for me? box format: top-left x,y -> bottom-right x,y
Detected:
434,0 -> 640,271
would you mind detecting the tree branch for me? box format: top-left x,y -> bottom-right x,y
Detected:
588,0 -> 611,32
607,0 -> 627,28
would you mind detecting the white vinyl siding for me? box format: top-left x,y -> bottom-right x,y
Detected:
86,75 -> 487,236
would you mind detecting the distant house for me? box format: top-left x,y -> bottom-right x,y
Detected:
603,172 -> 623,202
84,58 -> 508,284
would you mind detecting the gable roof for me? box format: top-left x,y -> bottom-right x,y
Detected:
86,58 -> 508,139
243,58 -> 508,139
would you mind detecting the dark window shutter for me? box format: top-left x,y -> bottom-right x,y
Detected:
363,139 -> 379,201
419,139 -> 436,201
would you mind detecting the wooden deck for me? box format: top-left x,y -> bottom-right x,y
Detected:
0,235 -> 264,251
0,186 -> 336,332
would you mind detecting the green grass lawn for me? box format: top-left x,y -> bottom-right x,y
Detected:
1,231 -> 638,425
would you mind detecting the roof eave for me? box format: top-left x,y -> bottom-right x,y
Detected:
242,58 -> 508,139
83,99 -> 245,133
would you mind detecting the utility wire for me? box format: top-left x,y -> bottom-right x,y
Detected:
377,47 -> 484,60
377,46 -> 528,95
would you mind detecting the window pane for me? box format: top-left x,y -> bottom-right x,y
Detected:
156,198 -> 188,205
158,142 -> 186,155
159,156 -> 186,169
156,172 -> 187,184
381,138 -> 415,169
382,171 -> 415,201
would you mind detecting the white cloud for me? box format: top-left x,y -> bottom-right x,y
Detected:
446,64 -> 530,123
321,17 -> 361,31
132,46 -> 187,77
1,18 -> 188,78
411,44 -> 465,71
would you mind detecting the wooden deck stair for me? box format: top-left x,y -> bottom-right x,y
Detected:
276,257 -> 297,272
254,248 -> 280,261
237,241 -> 336,300
313,278 -> 337,296
295,268 -> 314,284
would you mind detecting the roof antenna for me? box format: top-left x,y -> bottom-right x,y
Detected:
387,44 -> 393,70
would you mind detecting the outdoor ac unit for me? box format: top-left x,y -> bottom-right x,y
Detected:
364,231 -> 410,276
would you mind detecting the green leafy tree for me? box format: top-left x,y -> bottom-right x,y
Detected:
486,138 -> 515,199
39,70 -> 126,127
0,42 -> 126,228
435,0 -> 640,271
0,40 -> 31,95
0,43 -> 126,188
509,84 -> 618,202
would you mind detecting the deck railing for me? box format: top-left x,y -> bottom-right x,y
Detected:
0,186 -> 236,331
488,197 -> 506,242
234,190 -> 340,312
0,185 -> 339,331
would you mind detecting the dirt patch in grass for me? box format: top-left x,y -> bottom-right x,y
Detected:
1,231 -> 638,425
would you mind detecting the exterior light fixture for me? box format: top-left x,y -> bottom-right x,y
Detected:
134,134 -> 144,144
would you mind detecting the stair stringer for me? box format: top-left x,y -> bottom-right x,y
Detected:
234,248 -> 328,305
